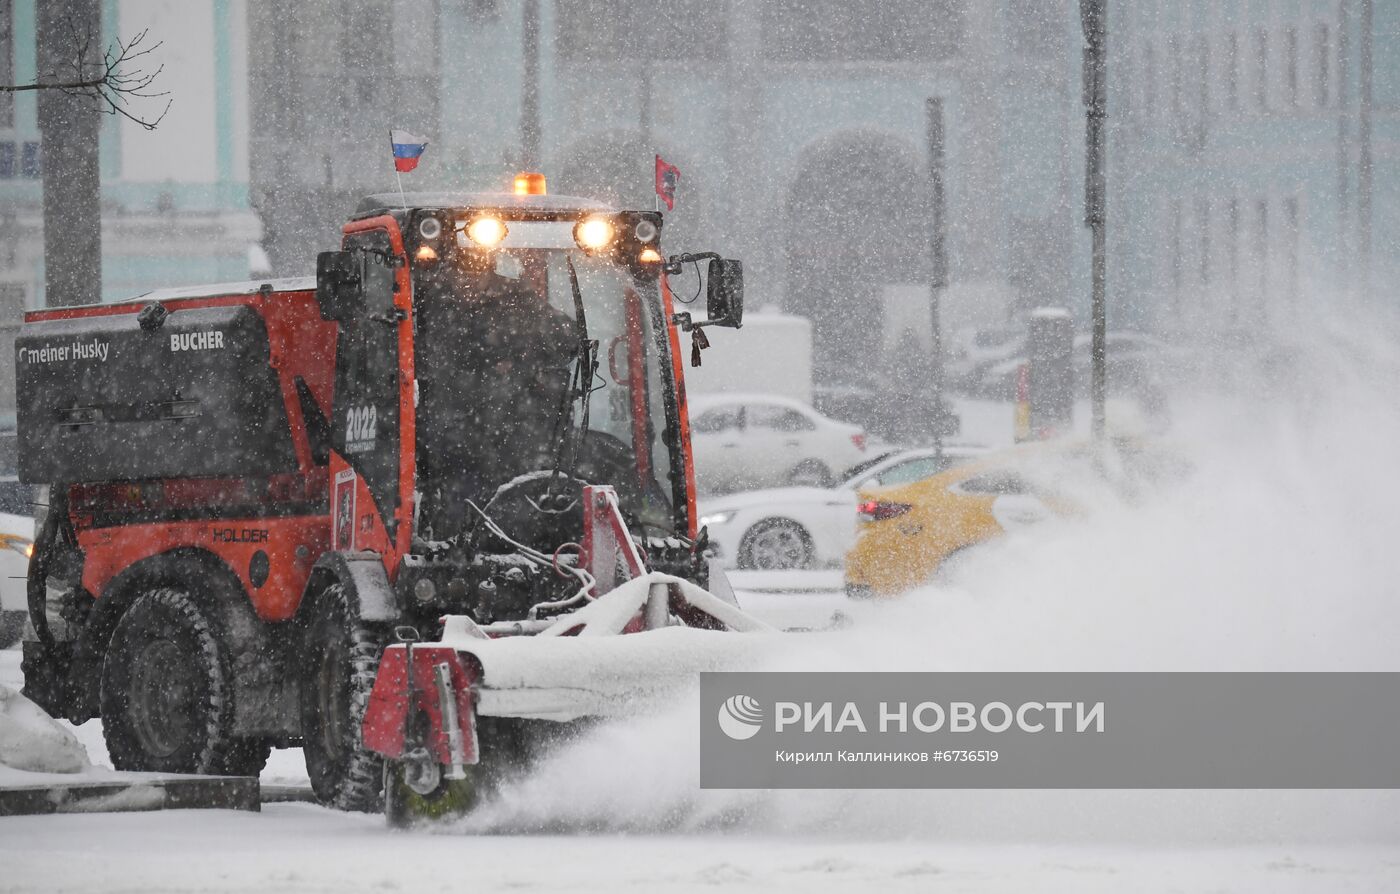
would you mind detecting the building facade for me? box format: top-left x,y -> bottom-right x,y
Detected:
1111,0 -> 1399,339
2,0 -> 1391,410
247,0 -> 1084,387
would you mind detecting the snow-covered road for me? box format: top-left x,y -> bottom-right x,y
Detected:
8,336 -> 1400,892
7,797 -> 1399,894
6,590 -> 1400,894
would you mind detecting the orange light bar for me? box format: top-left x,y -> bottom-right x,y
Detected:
638,247 -> 662,264
514,172 -> 547,196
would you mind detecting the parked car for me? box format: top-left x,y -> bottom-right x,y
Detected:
946,325 -> 1026,393
689,393 -> 868,494
844,437 -> 1188,597
972,331 -> 1189,400
0,507 -> 34,649
698,445 -> 986,570
0,450 -> 34,647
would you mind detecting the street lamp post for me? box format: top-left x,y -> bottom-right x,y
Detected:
926,97 -> 948,463
1080,0 -> 1108,442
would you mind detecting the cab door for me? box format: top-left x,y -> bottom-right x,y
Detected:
318,224 -> 413,559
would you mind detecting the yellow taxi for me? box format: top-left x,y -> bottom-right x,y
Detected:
844,438 -> 1178,597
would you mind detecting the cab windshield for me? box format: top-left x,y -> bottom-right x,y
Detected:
411,240 -> 673,539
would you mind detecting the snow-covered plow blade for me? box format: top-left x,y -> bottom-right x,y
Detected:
481,575 -> 774,717
360,488 -> 778,825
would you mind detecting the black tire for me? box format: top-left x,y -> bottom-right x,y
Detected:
788,460 -> 832,488
100,589 -> 235,774
384,759 -> 479,828
300,583 -> 387,812
738,518 -> 815,571
0,610 -> 24,650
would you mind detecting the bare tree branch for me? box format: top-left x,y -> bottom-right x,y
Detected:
0,21 -> 170,130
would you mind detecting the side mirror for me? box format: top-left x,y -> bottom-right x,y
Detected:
316,251 -> 364,323
706,258 -> 744,329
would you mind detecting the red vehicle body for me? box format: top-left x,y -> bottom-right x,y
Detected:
31,286 -> 337,623
17,186 -> 743,810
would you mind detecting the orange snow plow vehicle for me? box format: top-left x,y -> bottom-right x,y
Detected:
17,176 -> 770,823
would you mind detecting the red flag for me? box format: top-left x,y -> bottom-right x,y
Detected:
655,155 -> 681,210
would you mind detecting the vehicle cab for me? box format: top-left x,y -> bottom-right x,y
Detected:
314,176 -> 744,623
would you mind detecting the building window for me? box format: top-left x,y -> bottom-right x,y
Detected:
0,0 -> 12,129
1170,198 -> 1183,305
1284,196 -> 1300,307
0,143 -> 13,179
1143,40 -> 1158,118
557,0 -> 729,61
20,141 -> 40,178
1196,196 -> 1211,284
0,284 -> 23,321
1227,196 -> 1241,322
1254,198 -> 1269,322
1195,33 -> 1210,148
1285,26 -> 1299,107
1225,31 -> 1240,111
1169,32 -> 1183,130
1254,27 -> 1269,110
1314,22 -> 1331,107
760,0 -> 961,62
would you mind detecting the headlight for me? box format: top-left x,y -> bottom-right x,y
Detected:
699,510 -> 736,528
574,216 -> 615,252
465,216 -> 508,248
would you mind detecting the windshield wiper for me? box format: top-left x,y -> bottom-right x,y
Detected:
544,256 -> 597,497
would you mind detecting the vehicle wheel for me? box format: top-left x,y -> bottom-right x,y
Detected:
738,519 -> 815,571
788,461 -> 832,488
384,753 -> 479,828
0,610 -> 24,649
100,589 -> 235,774
300,583 -> 388,812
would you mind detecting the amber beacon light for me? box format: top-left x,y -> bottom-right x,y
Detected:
513,172 -> 547,196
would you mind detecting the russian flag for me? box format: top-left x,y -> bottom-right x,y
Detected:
389,129 -> 428,173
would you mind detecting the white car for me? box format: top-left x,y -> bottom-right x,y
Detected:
697,445 -> 986,570
0,510 -> 34,649
689,393 -> 868,495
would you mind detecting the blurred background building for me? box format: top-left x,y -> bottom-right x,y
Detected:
1114,0 -> 1400,342
0,0 -> 1396,408
246,0 -> 1081,389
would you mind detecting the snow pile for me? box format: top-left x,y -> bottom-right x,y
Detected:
0,683 -> 91,774
450,308 -> 1400,843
